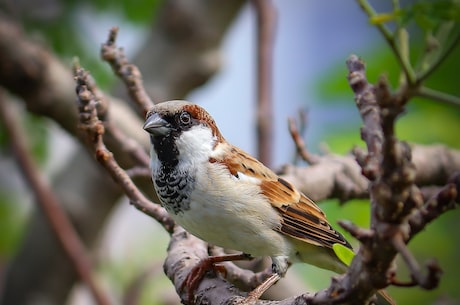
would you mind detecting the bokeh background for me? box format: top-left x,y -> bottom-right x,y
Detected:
1,1 -> 459,304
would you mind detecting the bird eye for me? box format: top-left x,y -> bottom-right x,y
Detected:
179,111 -> 192,125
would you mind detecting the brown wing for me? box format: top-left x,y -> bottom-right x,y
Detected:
212,145 -> 351,250
262,179 -> 351,249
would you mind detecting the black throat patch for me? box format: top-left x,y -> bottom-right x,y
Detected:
150,134 -> 195,214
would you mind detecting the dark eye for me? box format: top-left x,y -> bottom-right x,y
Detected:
179,111 -> 191,125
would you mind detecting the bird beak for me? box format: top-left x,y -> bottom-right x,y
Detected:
143,113 -> 170,136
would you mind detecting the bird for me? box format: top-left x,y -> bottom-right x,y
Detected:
143,100 -> 394,304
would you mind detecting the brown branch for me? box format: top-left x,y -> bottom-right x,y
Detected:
279,144 -> 460,205
74,66 -> 175,233
391,233 -> 442,289
346,56 -> 382,181
251,0 -> 276,166
288,113 -> 320,165
105,122 -> 151,168
164,227 -> 244,304
408,181 -> 458,238
0,2 -> 246,302
101,27 -> 154,116
73,59 -> 150,168
0,92 -> 112,305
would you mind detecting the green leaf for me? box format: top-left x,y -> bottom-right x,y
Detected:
0,194 -> 27,256
333,243 -> 355,267
369,11 -> 402,25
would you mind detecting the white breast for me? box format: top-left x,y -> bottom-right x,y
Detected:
171,160 -> 293,258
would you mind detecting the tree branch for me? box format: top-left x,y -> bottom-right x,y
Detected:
74,65 -> 174,233
414,86 -> 460,108
288,113 -> 320,165
100,27 -> 155,117
417,27 -> 460,83
0,93 -> 112,305
251,0 -> 276,166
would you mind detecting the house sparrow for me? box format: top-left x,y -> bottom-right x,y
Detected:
143,100 -> 392,304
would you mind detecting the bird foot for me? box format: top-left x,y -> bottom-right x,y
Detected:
181,253 -> 252,303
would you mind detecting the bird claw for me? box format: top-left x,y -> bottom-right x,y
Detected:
180,258 -> 215,303
180,253 -> 252,304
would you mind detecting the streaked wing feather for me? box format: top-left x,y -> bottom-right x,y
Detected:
261,180 -> 351,249
212,145 -> 351,250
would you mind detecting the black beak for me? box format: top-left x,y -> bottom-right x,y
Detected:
143,113 -> 170,136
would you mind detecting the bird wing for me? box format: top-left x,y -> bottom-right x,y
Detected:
213,145 -> 351,250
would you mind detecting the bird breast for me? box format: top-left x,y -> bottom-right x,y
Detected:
170,161 -> 294,258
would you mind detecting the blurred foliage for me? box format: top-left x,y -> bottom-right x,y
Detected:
18,0 -> 161,89
86,0 -> 161,23
22,113 -> 50,164
0,193 -> 26,257
98,220 -> 171,305
371,0 -> 460,31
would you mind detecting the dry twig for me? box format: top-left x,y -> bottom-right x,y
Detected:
288,112 -> 320,165
101,27 -> 155,116
74,66 -> 174,233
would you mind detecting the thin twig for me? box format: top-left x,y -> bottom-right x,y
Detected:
105,121 -> 151,167
0,93 -> 112,305
251,0 -> 276,167
417,28 -> 460,83
287,116 -> 319,165
100,27 -> 155,116
72,59 -> 151,167
415,86 -> 460,108
74,67 -> 175,233
391,233 -> 441,289
125,166 -> 151,178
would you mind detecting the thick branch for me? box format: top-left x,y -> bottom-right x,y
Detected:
279,144 -> 460,203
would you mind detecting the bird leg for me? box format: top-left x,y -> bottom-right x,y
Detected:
181,252 -> 252,303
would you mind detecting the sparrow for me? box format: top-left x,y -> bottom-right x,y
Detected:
143,100 -> 393,304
